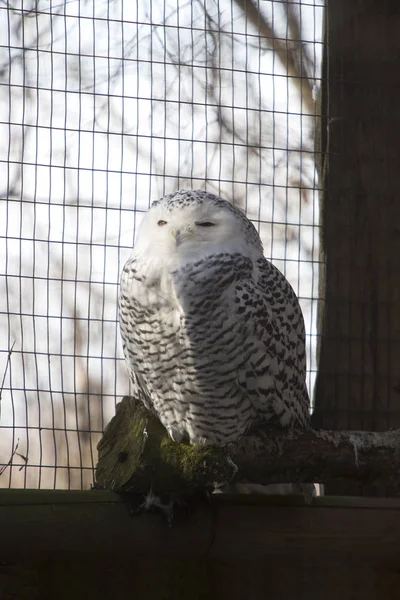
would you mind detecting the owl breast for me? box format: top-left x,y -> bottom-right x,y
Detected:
119,254 -> 258,445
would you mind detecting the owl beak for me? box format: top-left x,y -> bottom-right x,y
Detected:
172,229 -> 186,246
171,227 -> 192,246
170,228 -> 181,246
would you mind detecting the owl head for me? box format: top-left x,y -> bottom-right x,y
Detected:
132,189 -> 263,267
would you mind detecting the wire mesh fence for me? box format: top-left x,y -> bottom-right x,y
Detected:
0,0 -> 324,489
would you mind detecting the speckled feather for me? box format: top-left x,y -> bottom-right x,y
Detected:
119,190 -> 310,446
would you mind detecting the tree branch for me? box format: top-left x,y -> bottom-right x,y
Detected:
233,0 -> 315,115
96,396 -> 400,493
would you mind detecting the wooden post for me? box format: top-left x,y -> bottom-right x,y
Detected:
313,1 -> 400,440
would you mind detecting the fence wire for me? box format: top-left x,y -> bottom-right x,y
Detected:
0,0 -> 324,489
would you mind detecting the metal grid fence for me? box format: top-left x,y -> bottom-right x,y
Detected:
0,0 -> 324,489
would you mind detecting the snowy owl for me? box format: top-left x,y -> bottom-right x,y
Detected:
119,189 -> 310,446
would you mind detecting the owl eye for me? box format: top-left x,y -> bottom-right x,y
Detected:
157,220 -> 167,226
196,221 -> 215,227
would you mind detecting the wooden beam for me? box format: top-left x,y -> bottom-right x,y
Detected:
1,490 -> 400,599
1,489 -> 400,559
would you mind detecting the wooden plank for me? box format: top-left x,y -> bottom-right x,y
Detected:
3,488 -> 400,508
0,491 -> 399,599
0,490 -> 400,559
0,489 -> 120,506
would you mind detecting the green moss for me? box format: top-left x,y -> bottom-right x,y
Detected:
96,396 -> 235,493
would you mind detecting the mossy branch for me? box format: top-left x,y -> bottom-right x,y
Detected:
96,397 -> 232,492
96,396 -> 400,493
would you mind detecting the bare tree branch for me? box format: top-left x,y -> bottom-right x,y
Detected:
0,342 -> 15,420
0,440 -> 28,477
233,0 -> 315,115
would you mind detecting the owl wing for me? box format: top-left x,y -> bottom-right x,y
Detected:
233,257 -> 310,429
172,252 -> 309,430
118,258 -> 160,414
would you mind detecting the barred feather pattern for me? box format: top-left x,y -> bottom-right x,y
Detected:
119,190 -> 310,446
